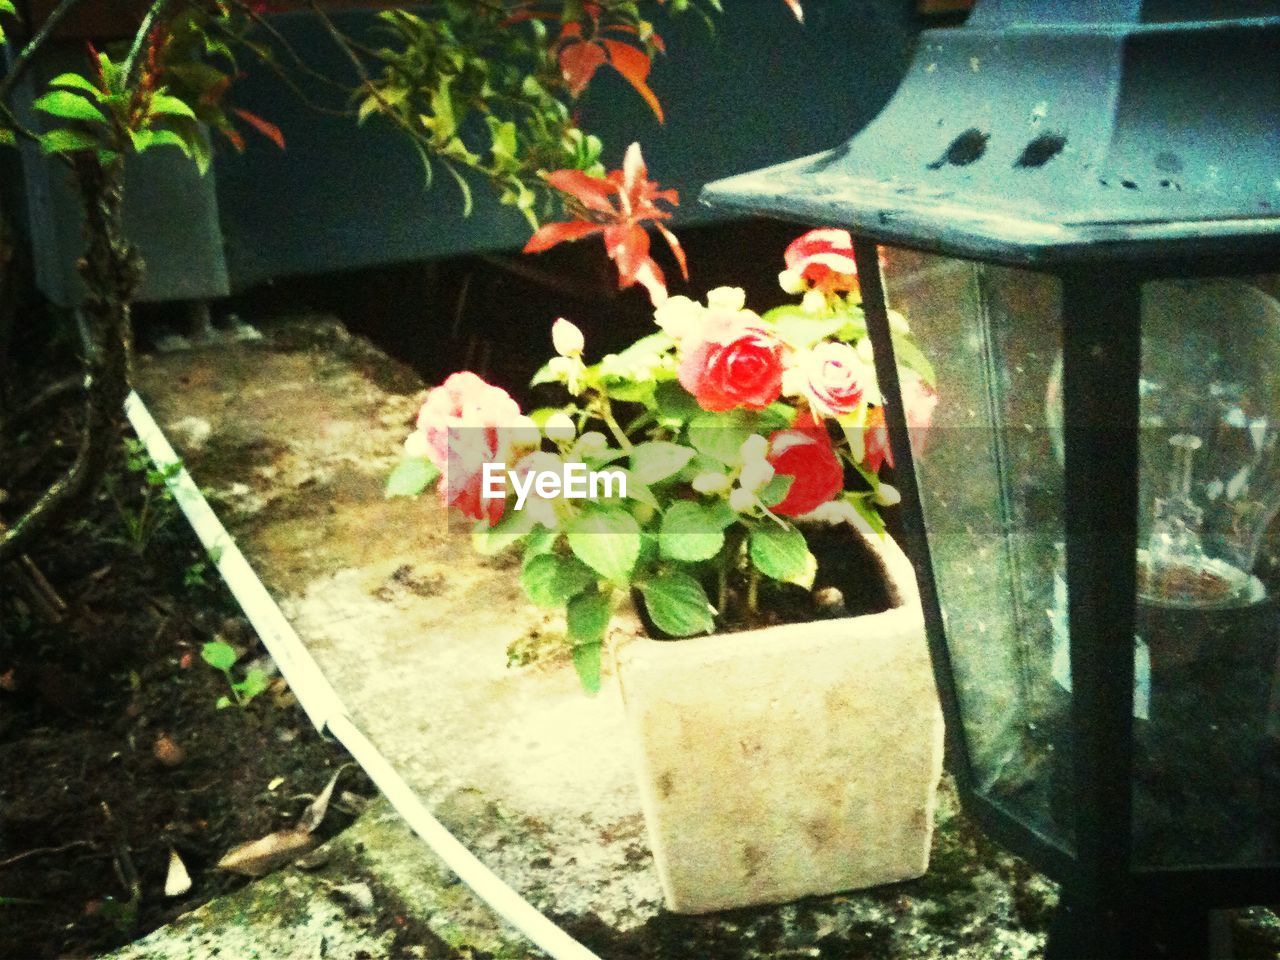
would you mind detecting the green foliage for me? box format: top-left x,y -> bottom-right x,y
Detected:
385,456 -> 441,498
99,438 -> 181,556
201,640 -> 270,710
638,571 -> 715,637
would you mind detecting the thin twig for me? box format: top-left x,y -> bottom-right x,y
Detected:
122,0 -> 175,86
0,840 -> 95,870
0,0 -> 88,105
100,802 -> 141,906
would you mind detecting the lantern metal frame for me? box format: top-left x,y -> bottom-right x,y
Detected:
703,3 -> 1280,955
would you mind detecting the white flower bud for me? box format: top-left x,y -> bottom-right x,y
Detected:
729,487 -> 758,513
403,431 -> 430,459
888,309 -> 911,334
801,289 -> 828,314
692,471 -> 731,494
875,482 -> 901,506
778,268 -> 806,295
573,431 -> 609,458
739,434 -> 769,463
546,356 -> 575,381
738,458 -> 775,493
653,295 -> 703,340
706,286 -> 747,312
544,412 -> 576,443
552,317 -> 585,357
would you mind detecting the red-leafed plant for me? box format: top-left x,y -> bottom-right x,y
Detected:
523,142 -> 687,305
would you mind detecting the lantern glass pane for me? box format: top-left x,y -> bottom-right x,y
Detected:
1131,273 -> 1280,869
883,248 -> 1074,852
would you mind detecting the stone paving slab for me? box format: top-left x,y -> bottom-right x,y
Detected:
103,798 -> 535,960
132,318 -> 1056,959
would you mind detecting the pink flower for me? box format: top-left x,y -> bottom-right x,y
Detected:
780,228 -> 858,295
864,373 -> 939,473
767,414 -> 844,517
413,372 -> 531,525
677,313 -> 785,413
796,341 -> 869,417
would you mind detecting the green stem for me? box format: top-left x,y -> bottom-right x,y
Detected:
597,397 -> 633,453
746,566 -> 760,622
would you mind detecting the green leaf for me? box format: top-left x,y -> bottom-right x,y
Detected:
235,668 -> 270,703
48,73 -> 103,98
33,90 -> 105,124
758,473 -> 795,508
130,127 -> 194,158
687,411 -> 756,464
749,523 -> 811,583
521,552 -> 597,608
471,508 -> 535,555
565,506 -> 640,583
385,457 -> 440,498
0,128 -> 13,147
763,305 -> 846,348
567,590 -> 611,647
659,501 -> 730,562
525,527 -> 559,556
638,572 -> 715,637
654,380 -> 701,421
201,640 -> 238,672
892,333 -> 937,388
216,695 -> 232,710
38,128 -> 99,154
571,640 -> 603,695
0,0 -> 15,16
148,92 -> 196,119
629,442 -> 696,485
847,494 -> 887,537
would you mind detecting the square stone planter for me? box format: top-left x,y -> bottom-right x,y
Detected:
614,526 -> 945,914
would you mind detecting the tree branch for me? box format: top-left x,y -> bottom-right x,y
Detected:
0,0 -> 87,105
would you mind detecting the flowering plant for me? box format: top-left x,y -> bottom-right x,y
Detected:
388,228 -> 936,692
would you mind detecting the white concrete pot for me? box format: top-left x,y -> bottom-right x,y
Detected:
614,526 -> 945,914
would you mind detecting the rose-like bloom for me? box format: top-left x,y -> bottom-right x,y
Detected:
677,314 -> 785,413
412,372 -> 531,525
551,318 -> 584,358
767,414 -> 844,517
793,341 -> 870,418
780,228 -> 858,295
864,373 -> 939,473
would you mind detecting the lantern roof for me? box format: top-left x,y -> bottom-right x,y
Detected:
702,1 -> 1280,266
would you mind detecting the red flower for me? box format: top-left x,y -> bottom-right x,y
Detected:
767,414 -> 844,517
782,228 -> 859,295
863,373 -> 939,472
677,313 -> 785,413
524,143 -> 686,306
413,372 -> 531,527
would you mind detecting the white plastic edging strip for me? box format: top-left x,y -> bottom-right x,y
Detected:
123,390 -> 603,960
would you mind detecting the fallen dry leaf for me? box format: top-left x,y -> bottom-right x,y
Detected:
216,830 -> 316,878
164,848 -> 192,897
298,766 -> 349,834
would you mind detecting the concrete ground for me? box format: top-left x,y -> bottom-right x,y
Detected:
121,317 -> 1059,959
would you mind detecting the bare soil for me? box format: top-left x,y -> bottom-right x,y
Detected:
0,362 -> 385,958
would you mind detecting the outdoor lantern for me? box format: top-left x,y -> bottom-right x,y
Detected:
704,2 -> 1280,958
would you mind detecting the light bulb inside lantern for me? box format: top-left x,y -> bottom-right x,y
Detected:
1047,278 -> 1280,609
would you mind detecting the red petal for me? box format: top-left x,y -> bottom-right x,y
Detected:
602,41 -> 664,123
545,169 -> 617,215
523,220 -> 603,254
604,224 -> 650,284
232,108 -> 285,150
655,222 -> 688,281
559,41 -> 606,98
